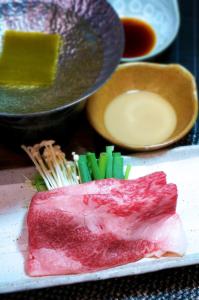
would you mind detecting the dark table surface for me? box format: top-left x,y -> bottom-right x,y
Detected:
1,0 -> 199,299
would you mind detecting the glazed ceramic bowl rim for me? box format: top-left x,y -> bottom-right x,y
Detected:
120,0 -> 180,62
0,0 -> 124,119
87,62 -> 198,151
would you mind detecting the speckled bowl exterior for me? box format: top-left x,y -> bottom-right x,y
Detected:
0,0 -> 124,143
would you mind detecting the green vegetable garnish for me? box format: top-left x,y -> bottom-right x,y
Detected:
22,142 -> 133,190
78,155 -> 92,183
86,152 -> 103,180
113,153 -> 124,179
33,174 -> 47,191
98,152 -> 108,179
124,164 -> 132,179
105,145 -> 114,178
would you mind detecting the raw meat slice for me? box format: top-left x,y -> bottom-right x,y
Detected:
33,171 -> 167,201
26,172 -> 186,277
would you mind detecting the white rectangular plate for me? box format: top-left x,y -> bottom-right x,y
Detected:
1,145 -> 199,294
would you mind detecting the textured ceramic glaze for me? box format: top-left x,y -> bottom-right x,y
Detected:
107,0 -> 180,61
0,0 -> 124,141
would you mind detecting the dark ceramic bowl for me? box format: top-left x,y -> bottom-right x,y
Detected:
0,0 -> 124,143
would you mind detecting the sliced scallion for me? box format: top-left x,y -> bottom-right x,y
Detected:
78,155 -> 91,183
98,152 -> 108,179
87,152 -> 102,180
113,153 -> 124,179
105,146 -> 114,178
124,164 -> 132,179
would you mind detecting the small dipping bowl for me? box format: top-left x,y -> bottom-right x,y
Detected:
87,63 -> 198,151
107,0 -> 180,61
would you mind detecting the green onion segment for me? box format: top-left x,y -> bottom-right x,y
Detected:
22,141 -> 133,191
77,146 -> 132,183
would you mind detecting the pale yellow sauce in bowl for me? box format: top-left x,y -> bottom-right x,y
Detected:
104,91 -> 177,147
87,63 -> 198,151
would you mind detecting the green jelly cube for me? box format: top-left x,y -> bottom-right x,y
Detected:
0,30 -> 61,87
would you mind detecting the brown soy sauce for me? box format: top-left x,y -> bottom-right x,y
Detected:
121,18 -> 156,58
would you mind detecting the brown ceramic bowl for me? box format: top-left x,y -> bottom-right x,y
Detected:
87,62 -> 198,151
